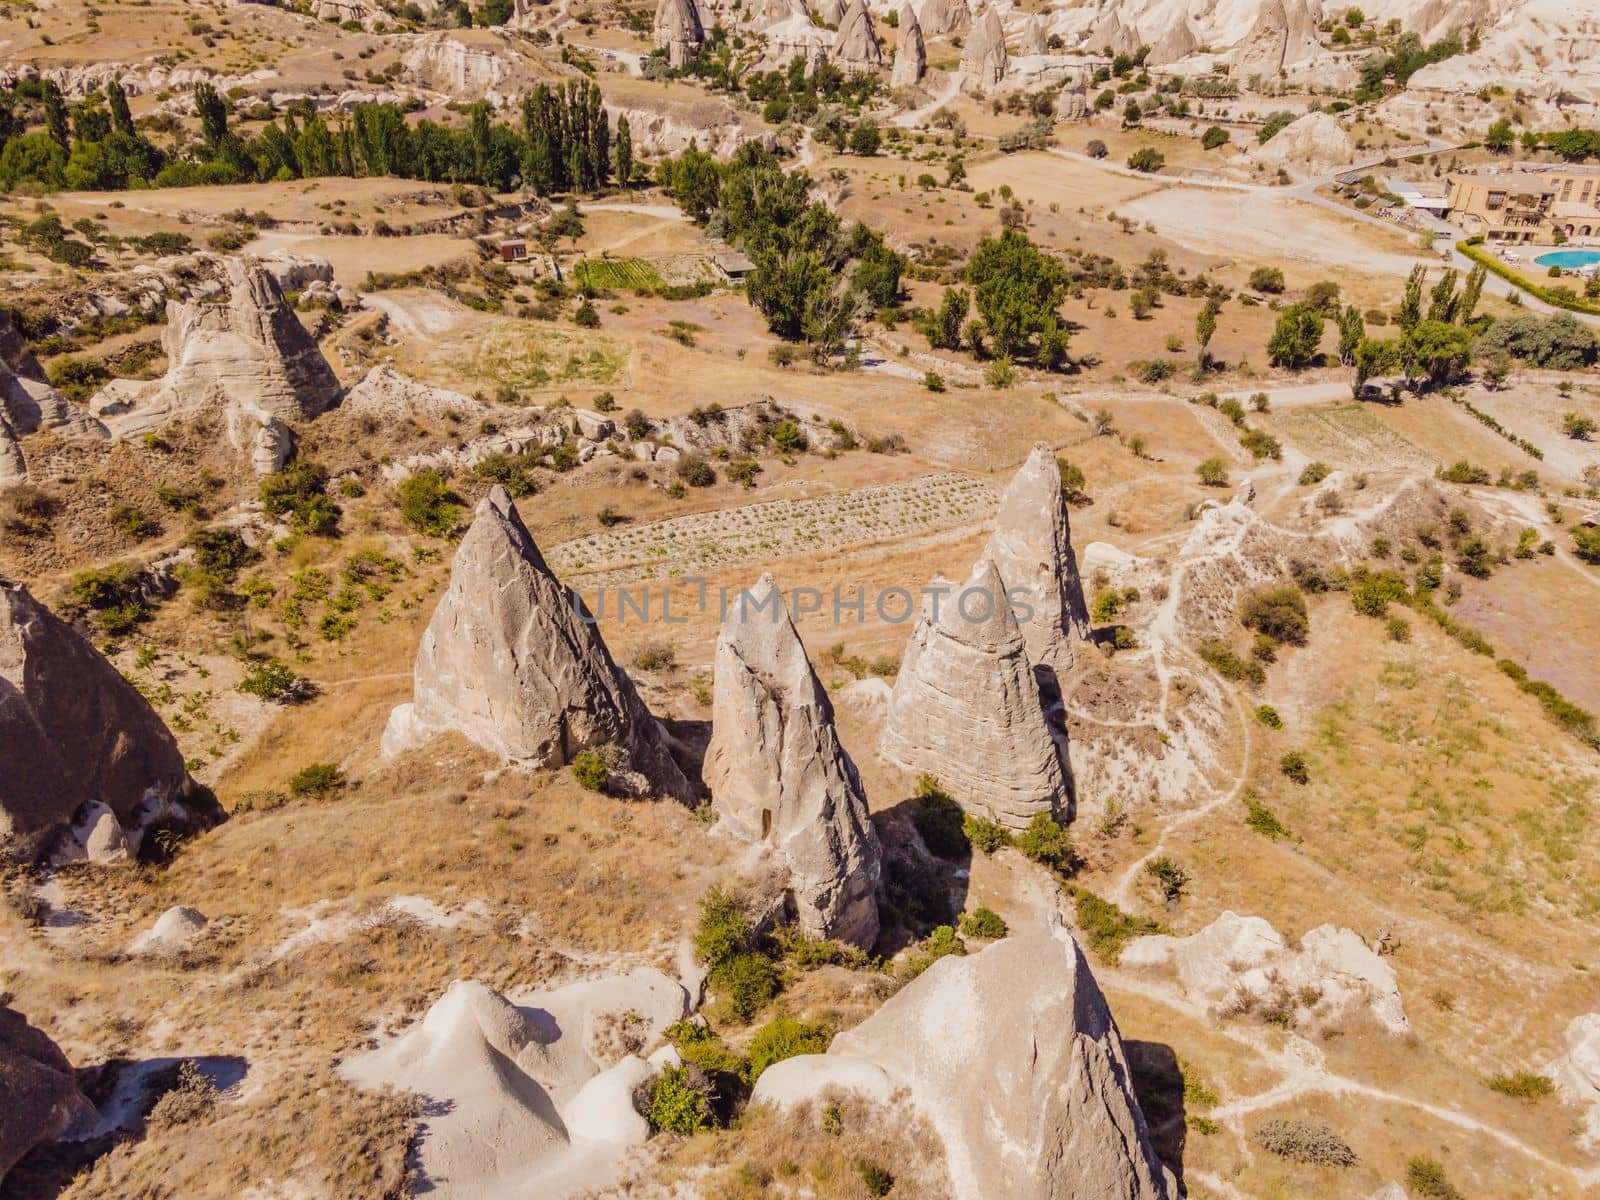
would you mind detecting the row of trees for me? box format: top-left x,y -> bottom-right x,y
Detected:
0,78 -> 634,197
656,144 -> 903,355
1485,120 -> 1600,162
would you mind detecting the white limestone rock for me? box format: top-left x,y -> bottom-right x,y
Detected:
891,4 -> 926,86
381,486 -> 694,801
129,906 -> 208,957
960,6 -> 1008,87
880,559 -> 1069,830
1547,1012 -> 1600,1151
654,0 -> 705,68
832,0 -> 884,71
704,573 -> 882,948
916,0 -> 969,37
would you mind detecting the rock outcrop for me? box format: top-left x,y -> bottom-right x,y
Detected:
1121,911 -> 1410,1035
0,417 -> 23,486
1089,7 -> 1143,57
704,574 -> 882,949
129,905 -> 208,957
960,6 -> 1008,87
1253,110 -> 1356,177
1,1005 -> 95,1185
752,915 -> 1172,1200
832,0 -> 884,71
0,581 -> 222,858
984,443 -> 1092,674
1231,0 -> 1322,80
891,4 -> 926,86
341,365 -> 484,422
881,559 -> 1070,829
400,31 -> 525,102
344,971 -> 687,1199
654,0 -> 705,68
1548,1012 -> 1600,1152
815,0 -> 846,24
96,256 -> 338,472
1018,13 -> 1048,54
916,0 -> 969,36
1147,18 -> 1198,64
382,487 -> 694,801
1056,69 -> 1091,118
0,311 -> 106,445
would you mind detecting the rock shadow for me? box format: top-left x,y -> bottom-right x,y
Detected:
1123,1039 -> 1190,1192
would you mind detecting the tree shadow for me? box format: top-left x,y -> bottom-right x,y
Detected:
870,790 -> 972,958
1124,1039 -> 1190,1194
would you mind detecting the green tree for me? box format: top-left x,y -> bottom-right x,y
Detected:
965,229 -> 1068,360
1249,265 -> 1286,294
1201,125 -> 1230,150
42,81 -> 69,149
1485,119 -> 1513,153
1127,146 -> 1164,172
925,286 -> 969,349
1196,298 -> 1220,369
1267,303 -> 1324,370
1397,263 -> 1426,331
1336,304 -> 1364,365
1352,336 -> 1398,396
613,114 -> 633,186
1400,319 -> 1473,390
848,117 -> 881,155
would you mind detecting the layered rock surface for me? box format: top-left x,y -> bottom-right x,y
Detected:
1253,110 -> 1356,176
753,916 -> 1172,1199
984,443 -> 1092,672
703,574 -> 882,948
1,1005 -> 95,1185
0,581 -> 221,855
382,487 -> 693,800
881,560 -> 1069,829
832,0 -> 884,71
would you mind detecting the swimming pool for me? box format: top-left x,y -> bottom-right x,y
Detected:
1534,249 -> 1600,269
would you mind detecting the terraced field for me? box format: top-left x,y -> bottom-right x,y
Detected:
573,256 -> 664,290
547,473 -> 1000,583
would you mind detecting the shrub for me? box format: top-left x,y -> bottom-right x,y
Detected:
1240,429 -> 1282,460
1127,147 -> 1165,172
1406,1154 -> 1463,1199
1249,266 -> 1286,294
147,1061 -> 218,1129
959,905 -> 1008,939
260,459 -> 340,536
726,458 -> 762,488
1255,1117 -> 1357,1167
922,370 -> 945,392
1485,1070 -> 1555,1100
186,528 -> 256,579
1437,459 -> 1490,485
238,658 -> 311,704
1574,525 -> 1600,564
962,814 -> 1013,854
1244,792 -> 1294,840
694,885 -> 750,968
858,1162 -> 894,1197
397,469 -> 460,535
1298,461 -> 1331,485
1146,856 -> 1189,901
571,750 -> 609,791
1199,640 -> 1265,684
711,951 -> 781,1022
288,762 -> 345,798
648,1065 -> 715,1133
912,775 -> 969,858
1240,587 -> 1309,645
1196,457 -> 1230,486
676,452 -> 715,487
1254,704 -> 1282,728
1386,615 -> 1412,642
771,420 -> 808,453
1201,125 -> 1230,150
1017,812 -> 1079,874
1067,885 -> 1162,965
746,1016 -> 830,1083
900,924 -> 965,978
1279,750 -> 1309,784
111,504 -> 160,541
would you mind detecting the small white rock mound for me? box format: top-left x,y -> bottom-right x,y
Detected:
890,4 -> 926,87
1547,1012 -> 1600,1152
381,486 -> 694,801
753,915 -> 1172,1200
341,365 -> 484,422
1121,911 -> 1410,1035
984,443 -> 1092,672
1,1004 -> 98,1185
0,581 -> 222,858
1254,110 -> 1357,177
342,970 -> 687,1199
960,6 -> 1008,87
881,559 -> 1070,830
129,906 -> 208,957
704,573 -> 882,949
654,0 -> 704,68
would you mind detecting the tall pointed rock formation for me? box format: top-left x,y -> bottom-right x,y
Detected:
881,559 -> 1069,828
704,574 -> 882,949
1018,12 -> 1047,54
654,0 -> 704,68
0,581 -> 222,857
960,6 -> 1007,86
983,443 -> 1092,671
752,915 -> 1174,1199
382,487 -> 693,801
832,0 -> 884,71
891,4 -> 926,87
916,0 -> 969,37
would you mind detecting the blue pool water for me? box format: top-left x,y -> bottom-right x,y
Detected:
1535,249 -> 1600,269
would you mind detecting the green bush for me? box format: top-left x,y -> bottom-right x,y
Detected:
647,1065 -> 715,1133
1066,885 -> 1162,965
397,469 -> 460,535
858,1162 -> 894,1197
1254,704 -> 1282,728
1298,461 -> 1331,485
959,905 -> 1008,939
1146,856 -> 1189,901
710,951 -> 780,1022
238,658 -> 310,704
288,762 -> 345,799
1406,1154 -> 1463,1199
746,1016 -> 830,1082
571,750 -> 609,790
1349,569 -> 1410,617
1279,750 -> 1309,784
1574,525 -> 1600,564
693,884 -> 750,968
1196,457 -> 1230,487
1437,459 -> 1490,485
260,460 -> 341,536
1240,587 -> 1309,645
962,814 -> 1013,854
1249,266 -> 1286,294
912,776 -> 969,858
900,924 -> 965,979
1199,640 -> 1265,684
1016,812 -> 1079,875
1244,792 -> 1294,840
1484,1070 -> 1555,1100
110,504 -> 160,541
